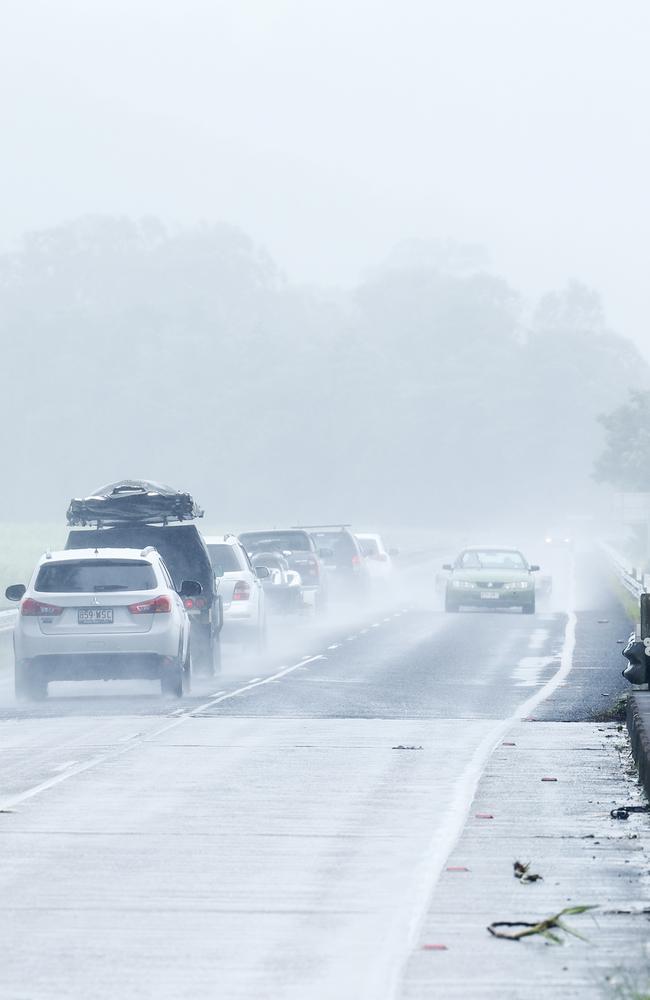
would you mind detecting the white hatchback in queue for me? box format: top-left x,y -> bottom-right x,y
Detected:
5,547 -> 198,700
356,533 -> 394,586
203,535 -> 267,650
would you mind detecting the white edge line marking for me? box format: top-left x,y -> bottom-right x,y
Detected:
0,655 -> 327,812
327,644 -> 340,650
382,562 -> 577,1000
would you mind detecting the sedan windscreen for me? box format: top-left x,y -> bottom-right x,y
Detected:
458,550 -> 526,570
35,560 -> 157,593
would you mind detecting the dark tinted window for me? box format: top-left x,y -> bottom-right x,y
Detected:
35,560 -> 157,593
207,544 -> 244,573
358,537 -> 379,557
240,531 -> 311,553
312,531 -> 357,559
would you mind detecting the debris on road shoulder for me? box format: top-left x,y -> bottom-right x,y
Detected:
513,860 -> 543,884
487,905 -> 596,943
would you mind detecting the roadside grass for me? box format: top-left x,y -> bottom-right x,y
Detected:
0,523 -> 65,607
591,693 -> 629,724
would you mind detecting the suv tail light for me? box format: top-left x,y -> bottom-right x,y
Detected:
21,598 -> 63,617
184,597 -> 207,611
351,554 -> 361,571
233,581 -> 250,602
306,558 -> 319,579
128,595 -> 172,615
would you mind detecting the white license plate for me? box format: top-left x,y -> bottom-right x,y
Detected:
480,592 -> 500,600
78,608 -> 114,624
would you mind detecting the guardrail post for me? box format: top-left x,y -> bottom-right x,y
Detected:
641,594 -> 650,642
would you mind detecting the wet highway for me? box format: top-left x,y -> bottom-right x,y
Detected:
0,547 -> 632,999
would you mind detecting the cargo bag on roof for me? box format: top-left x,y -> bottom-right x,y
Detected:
67,480 -> 203,527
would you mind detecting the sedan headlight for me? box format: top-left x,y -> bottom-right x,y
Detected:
452,580 -> 477,590
504,580 -> 531,590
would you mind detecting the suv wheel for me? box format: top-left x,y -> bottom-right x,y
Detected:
192,623 -> 216,677
522,597 -> 536,615
161,654 -> 184,699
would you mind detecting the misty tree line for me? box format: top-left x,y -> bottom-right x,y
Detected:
0,216 -> 646,525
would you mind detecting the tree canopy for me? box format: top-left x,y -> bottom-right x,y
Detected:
0,216 -> 646,527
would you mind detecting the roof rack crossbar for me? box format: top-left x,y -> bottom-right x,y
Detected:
291,524 -> 351,529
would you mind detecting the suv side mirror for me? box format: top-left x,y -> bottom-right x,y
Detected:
255,565 -> 271,580
529,564 -> 540,572
5,584 -> 25,602
179,580 -> 202,597
442,564 -> 453,571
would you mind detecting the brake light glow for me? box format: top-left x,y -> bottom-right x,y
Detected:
351,554 -> 361,570
307,558 -> 319,578
233,581 -> 250,601
128,595 -> 172,615
21,598 -> 63,617
183,597 -> 207,611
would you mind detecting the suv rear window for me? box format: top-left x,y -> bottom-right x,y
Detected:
358,537 -> 379,557
240,531 -> 311,553
312,531 -> 357,558
207,544 -> 244,573
35,560 -> 157,593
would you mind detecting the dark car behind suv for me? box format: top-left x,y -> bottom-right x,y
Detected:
301,525 -> 370,600
66,482 -> 222,673
238,528 -> 328,614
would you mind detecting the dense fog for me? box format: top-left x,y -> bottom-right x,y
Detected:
1,216 -> 646,526
1,1 -> 649,530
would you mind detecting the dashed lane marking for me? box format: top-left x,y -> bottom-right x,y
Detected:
0,655 -> 327,812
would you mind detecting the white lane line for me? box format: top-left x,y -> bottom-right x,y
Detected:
51,761 -> 79,773
346,635 -> 357,642
327,644 -> 340,650
383,617 -> 391,622
0,655 -> 327,812
384,563 -> 577,1000
371,623 -> 381,628
248,677 -> 262,683
359,629 -> 369,635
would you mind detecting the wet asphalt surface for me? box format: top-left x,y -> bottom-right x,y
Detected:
0,545 -> 637,1000
0,546 -> 629,724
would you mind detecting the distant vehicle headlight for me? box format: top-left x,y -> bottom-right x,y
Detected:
504,580 -> 531,590
452,580 -> 476,590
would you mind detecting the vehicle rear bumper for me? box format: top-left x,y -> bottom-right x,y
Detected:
15,628 -> 180,662
448,590 -> 534,608
19,653 -> 171,681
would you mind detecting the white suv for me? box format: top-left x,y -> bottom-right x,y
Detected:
5,548 -> 197,699
204,535 -> 267,651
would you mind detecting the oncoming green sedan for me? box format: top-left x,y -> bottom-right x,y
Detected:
442,547 -> 539,614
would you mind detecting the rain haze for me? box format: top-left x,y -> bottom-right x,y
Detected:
1,3 -> 650,999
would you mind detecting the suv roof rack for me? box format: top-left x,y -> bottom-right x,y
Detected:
291,524 -> 351,529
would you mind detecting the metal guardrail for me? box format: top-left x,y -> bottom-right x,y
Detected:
601,541 -> 648,601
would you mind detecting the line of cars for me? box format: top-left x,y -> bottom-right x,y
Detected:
4,481 -> 397,700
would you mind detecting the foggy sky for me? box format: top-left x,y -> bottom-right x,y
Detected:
2,0 -> 649,353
